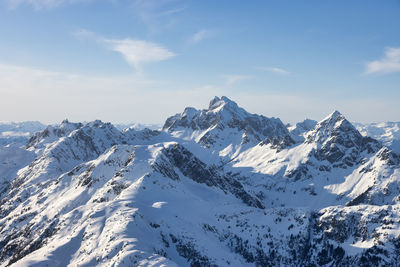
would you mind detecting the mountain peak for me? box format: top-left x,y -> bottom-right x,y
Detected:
163,96 -> 294,151
26,120 -> 84,149
309,110 -> 356,142
316,110 -> 348,132
208,96 -> 239,112
182,107 -> 198,119
305,110 -> 381,166
324,110 -> 343,121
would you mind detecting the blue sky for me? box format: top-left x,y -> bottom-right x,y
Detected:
1,0 -> 400,124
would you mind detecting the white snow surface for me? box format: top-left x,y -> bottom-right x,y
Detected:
355,121 -> 400,154
0,121 -> 46,147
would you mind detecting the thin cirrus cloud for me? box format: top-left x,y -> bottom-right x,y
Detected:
223,74 -> 252,85
131,0 -> 186,33
258,67 -> 291,75
75,29 -> 176,73
365,47 -> 400,75
5,0 -> 86,9
189,29 -> 214,44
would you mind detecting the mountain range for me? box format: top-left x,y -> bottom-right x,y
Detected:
1,96 -> 400,266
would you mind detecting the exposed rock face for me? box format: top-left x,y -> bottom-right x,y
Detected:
306,111 -> 380,166
164,96 -> 295,155
159,143 -> 264,209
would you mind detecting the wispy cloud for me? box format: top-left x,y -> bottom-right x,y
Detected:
189,29 -> 215,44
106,39 -> 176,72
132,0 -> 186,33
75,29 -> 176,73
5,0 -> 87,9
74,29 -> 98,40
258,67 -> 291,75
365,47 -> 400,75
222,74 -> 252,85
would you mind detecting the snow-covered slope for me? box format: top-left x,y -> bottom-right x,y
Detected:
0,121 -> 46,147
0,146 -> 35,196
1,97 -> 400,266
355,121 -> 400,154
231,110 -> 387,210
288,118 -> 317,141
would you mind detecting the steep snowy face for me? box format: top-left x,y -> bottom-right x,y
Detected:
306,111 -> 380,167
27,120 -> 125,179
0,146 -> 35,196
330,146 -> 400,207
26,119 -> 83,152
163,96 -> 294,157
0,120 -> 126,216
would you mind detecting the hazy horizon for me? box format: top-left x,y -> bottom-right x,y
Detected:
1,95 -> 398,126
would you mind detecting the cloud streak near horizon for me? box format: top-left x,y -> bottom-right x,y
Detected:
258,67 -> 291,75
222,74 -> 252,85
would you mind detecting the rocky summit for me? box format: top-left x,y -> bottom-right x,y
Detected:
1,97 -> 400,266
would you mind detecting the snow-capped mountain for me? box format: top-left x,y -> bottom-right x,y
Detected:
114,122 -> 162,132
1,96 -> 400,266
163,96 -> 294,159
